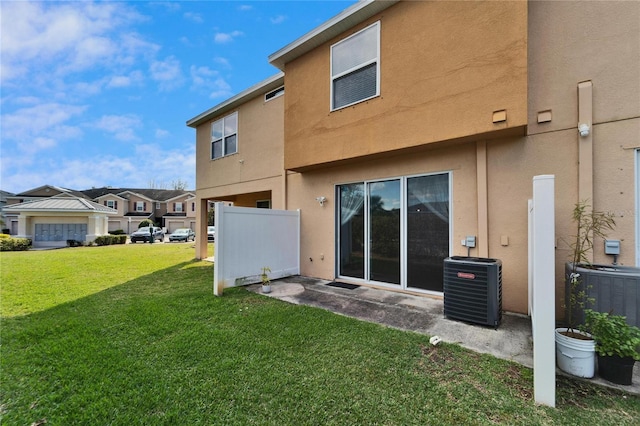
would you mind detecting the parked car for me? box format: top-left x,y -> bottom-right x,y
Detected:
130,226 -> 164,243
207,226 -> 216,241
169,228 -> 195,242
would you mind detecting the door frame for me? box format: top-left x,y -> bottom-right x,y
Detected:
335,171 -> 453,295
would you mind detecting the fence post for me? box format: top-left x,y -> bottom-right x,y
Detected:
532,175 -> 556,407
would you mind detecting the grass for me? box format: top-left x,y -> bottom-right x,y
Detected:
1,244 -> 639,425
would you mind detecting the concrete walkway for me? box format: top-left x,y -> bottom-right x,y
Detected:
247,276 -> 640,396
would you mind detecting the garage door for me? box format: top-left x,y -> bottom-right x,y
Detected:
34,224 -> 87,247
167,221 -> 183,233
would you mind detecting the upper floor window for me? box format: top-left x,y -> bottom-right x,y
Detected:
135,201 -> 145,211
211,112 -> 238,159
156,202 -> 161,210
331,21 -> 380,110
175,202 -> 183,212
106,200 -> 117,209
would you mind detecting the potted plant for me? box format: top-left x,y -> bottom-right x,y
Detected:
555,200 -> 615,378
260,266 -> 271,294
584,309 -> 640,385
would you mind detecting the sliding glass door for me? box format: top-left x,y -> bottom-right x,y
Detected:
406,174 -> 450,292
369,180 -> 401,284
339,183 -> 365,278
337,173 -> 450,293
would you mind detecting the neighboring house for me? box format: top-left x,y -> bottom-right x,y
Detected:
5,185 -> 196,237
73,187 -> 196,233
0,189 -> 14,232
189,0 -> 639,317
4,194 -> 117,248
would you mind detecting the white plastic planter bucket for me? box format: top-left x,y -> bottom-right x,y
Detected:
555,328 -> 595,378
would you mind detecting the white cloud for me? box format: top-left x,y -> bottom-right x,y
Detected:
0,2 -> 149,84
150,56 -> 184,91
270,15 -> 287,25
94,114 -> 141,141
213,57 -> 231,68
189,65 -> 232,99
2,103 -> 86,146
107,71 -> 144,89
238,5 -> 253,12
214,31 -> 243,44
108,76 -> 132,88
155,129 -> 169,138
184,12 -> 203,23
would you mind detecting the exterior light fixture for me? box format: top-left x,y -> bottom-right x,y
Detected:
578,123 -> 590,137
315,196 -> 327,206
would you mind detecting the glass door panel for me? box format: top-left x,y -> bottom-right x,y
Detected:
369,180 -> 401,284
406,174 -> 450,292
338,183 -> 365,278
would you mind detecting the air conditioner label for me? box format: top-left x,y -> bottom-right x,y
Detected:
457,272 -> 475,279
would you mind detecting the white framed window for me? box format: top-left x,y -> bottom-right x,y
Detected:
136,201 -> 145,212
265,86 -> 284,102
106,200 -> 116,209
156,202 -> 161,209
211,112 -> 238,160
331,21 -> 380,111
175,202 -> 183,212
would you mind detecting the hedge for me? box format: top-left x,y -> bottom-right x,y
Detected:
109,229 -> 125,235
0,234 -> 32,251
93,235 -> 127,246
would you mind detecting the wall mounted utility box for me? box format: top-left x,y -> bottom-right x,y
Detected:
604,239 -> 621,255
444,257 -> 502,328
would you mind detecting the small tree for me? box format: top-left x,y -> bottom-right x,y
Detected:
565,200 -> 615,331
171,179 -> 189,190
138,219 -> 155,228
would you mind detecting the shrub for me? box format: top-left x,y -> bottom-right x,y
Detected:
93,235 -> 127,246
109,229 -> 125,235
0,236 -> 32,251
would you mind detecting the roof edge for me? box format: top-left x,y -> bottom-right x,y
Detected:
268,0 -> 398,71
186,72 -> 284,128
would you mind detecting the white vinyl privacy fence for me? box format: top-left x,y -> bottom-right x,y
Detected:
213,203 -> 300,296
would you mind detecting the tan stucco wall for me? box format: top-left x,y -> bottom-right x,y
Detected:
284,0 -> 528,171
527,0 -> 640,317
287,143 -> 480,288
281,0 -> 639,315
194,88 -> 285,258
195,94 -> 284,195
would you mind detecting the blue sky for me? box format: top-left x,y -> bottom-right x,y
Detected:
0,0 -> 355,194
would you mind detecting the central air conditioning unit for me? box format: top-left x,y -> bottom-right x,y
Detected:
443,256 -> 502,328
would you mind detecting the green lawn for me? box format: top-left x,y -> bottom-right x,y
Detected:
1,244 -> 639,425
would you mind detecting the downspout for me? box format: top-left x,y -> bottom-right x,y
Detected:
578,81 -> 594,263
477,140 -> 489,257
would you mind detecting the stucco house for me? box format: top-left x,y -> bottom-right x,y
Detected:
81,187 -> 196,233
188,0 -> 639,317
5,185 -> 197,243
4,193 -> 117,248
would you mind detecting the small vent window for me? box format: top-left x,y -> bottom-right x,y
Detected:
265,86 -> 284,102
